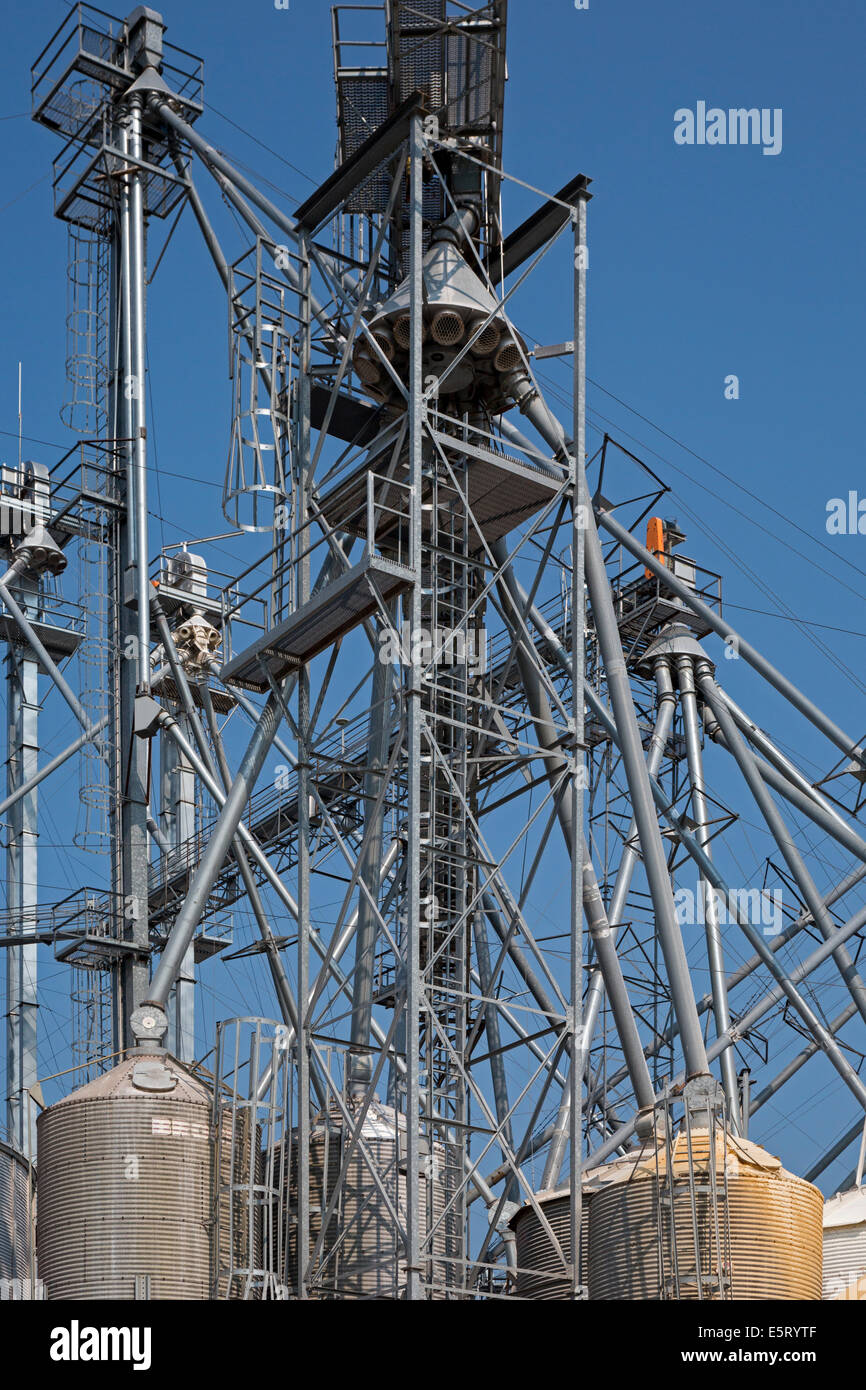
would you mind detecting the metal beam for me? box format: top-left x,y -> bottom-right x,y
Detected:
488,174 -> 591,286
294,91 -> 426,232
678,655 -> 741,1129
138,686 -> 286,1025
514,387 -> 709,1079
5,569 -> 39,1159
699,665 -> 866,1031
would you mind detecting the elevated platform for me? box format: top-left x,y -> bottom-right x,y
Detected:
433,434 -> 568,549
151,673 -> 235,715
319,435 -> 567,554
220,551 -> 414,692
613,557 -> 722,670
0,613 -> 83,662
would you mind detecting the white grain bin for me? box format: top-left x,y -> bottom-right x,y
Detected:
287,1097 -> 451,1298
0,1138 -> 34,1286
822,1184 -> 866,1300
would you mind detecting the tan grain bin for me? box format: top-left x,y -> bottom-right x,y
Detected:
36,1053 -> 213,1300
587,1129 -> 823,1301
822,1185 -> 866,1300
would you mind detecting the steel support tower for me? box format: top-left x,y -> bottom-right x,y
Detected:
7,0 -> 866,1300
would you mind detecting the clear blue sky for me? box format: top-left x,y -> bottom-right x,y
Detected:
2,0 -> 865,1190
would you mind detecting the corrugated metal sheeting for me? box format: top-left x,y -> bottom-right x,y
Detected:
823,1185 -> 866,1299
587,1131 -> 822,1301
36,1053 -> 213,1300
288,1099 -> 451,1298
0,1139 -> 33,1283
510,1132 -> 823,1301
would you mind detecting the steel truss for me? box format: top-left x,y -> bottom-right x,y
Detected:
6,1 -> 865,1301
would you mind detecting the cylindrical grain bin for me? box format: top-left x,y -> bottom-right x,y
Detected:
36,1052 -> 213,1300
508,1143 -> 658,1299
287,1098 -> 451,1298
588,1129 -> 823,1300
0,1139 -> 34,1285
822,1185 -> 866,1300
510,1189 -> 589,1298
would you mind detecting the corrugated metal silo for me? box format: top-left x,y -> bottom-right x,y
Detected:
287,1098 -> 451,1298
510,1190 -> 589,1298
0,1139 -> 34,1285
508,1143 -> 659,1298
36,1052 -> 213,1300
587,1129 -> 822,1300
822,1185 -> 866,1299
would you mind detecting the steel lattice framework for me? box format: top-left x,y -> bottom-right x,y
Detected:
2,0 -> 865,1299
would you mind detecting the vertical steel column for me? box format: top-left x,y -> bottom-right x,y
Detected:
493,542 -> 655,1178
117,99 -> 150,1041
127,93 -> 150,691
677,656 -> 740,1129
404,113 -> 424,1301
510,385 -> 709,1078
295,229 -> 313,1300
105,190 -> 124,1057
579,507 -> 709,1078
162,713 -> 196,1062
582,658 -> 677,1049
568,192 -> 588,1292
347,653 -> 393,1094
483,567 -> 679,1077
472,914 -> 516,1192
5,570 -> 38,1159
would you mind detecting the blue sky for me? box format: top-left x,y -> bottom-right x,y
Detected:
1,0 -> 866,1192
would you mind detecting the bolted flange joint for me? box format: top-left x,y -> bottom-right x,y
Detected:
130,1001 -> 169,1046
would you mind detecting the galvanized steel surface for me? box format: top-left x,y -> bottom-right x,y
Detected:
511,1192 -> 589,1298
288,1099 -> 451,1299
36,1053 -> 213,1300
587,1132 -> 822,1301
0,1139 -> 33,1282
823,1185 -> 866,1299
508,1144 -> 658,1299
